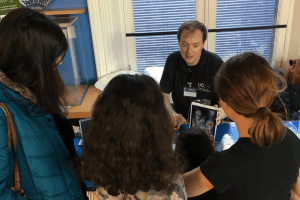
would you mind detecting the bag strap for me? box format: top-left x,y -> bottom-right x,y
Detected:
0,103 -> 22,193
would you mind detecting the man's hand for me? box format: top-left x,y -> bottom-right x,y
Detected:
213,104 -> 227,125
163,93 -> 187,126
171,115 -> 181,132
174,113 -> 187,125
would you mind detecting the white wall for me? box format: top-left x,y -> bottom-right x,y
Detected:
286,0 -> 300,61
274,0 -> 300,76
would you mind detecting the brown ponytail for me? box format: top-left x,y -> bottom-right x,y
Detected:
249,107 -> 285,147
215,52 -> 287,148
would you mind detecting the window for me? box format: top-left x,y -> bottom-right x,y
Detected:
125,0 -> 288,73
214,0 -> 278,62
128,0 -> 195,73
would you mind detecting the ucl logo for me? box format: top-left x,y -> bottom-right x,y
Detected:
197,83 -> 211,92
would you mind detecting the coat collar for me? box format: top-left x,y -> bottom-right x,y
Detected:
0,71 -> 37,104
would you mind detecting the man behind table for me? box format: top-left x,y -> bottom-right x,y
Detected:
160,20 -> 223,124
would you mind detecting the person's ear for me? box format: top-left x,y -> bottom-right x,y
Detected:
56,56 -> 62,65
201,40 -> 205,49
220,98 -> 228,108
223,101 -> 228,108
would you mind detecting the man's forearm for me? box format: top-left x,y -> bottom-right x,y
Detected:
163,93 -> 177,116
163,93 -> 187,124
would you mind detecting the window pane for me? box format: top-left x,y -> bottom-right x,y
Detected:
215,0 -> 277,62
132,0 -> 195,73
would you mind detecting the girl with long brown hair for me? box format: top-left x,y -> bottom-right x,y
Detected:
183,52 -> 300,200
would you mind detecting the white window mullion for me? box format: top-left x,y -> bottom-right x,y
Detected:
205,0 -> 217,53
196,0 -> 217,52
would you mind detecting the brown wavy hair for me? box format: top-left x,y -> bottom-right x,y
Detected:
214,52 -> 287,148
0,8 -> 68,115
82,74 -> 186,196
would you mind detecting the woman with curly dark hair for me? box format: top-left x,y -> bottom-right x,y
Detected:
82,74 -> 187,200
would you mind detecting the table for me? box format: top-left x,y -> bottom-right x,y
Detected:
215,120 -> 300,144
74,120 -> 300,190
66,85 -> 101,119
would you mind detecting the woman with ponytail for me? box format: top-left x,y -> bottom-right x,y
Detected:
182,52 -> 300,200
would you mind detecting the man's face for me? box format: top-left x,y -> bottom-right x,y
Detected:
178,29 -> 205,66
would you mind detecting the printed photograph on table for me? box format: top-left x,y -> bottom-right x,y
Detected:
19,0 -> 52,10
188,101 -> 218,142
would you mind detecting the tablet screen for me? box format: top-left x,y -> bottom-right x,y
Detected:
189,104 -> 218,142
79,118 -> 92,146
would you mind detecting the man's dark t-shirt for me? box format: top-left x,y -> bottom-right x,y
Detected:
159,49 -> 223,119
200,128 -> 300,200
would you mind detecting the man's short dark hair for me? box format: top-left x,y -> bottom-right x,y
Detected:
177,20 -> 207,43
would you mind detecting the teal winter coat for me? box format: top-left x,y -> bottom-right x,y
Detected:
0,83 -> 84,200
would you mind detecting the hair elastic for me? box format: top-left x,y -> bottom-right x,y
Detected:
256,107 -> 268,114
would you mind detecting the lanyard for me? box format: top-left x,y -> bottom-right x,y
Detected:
186,65 -> 199,87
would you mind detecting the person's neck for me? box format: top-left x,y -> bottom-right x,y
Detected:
186,63 -> 198,67
234,116 -> 253,138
